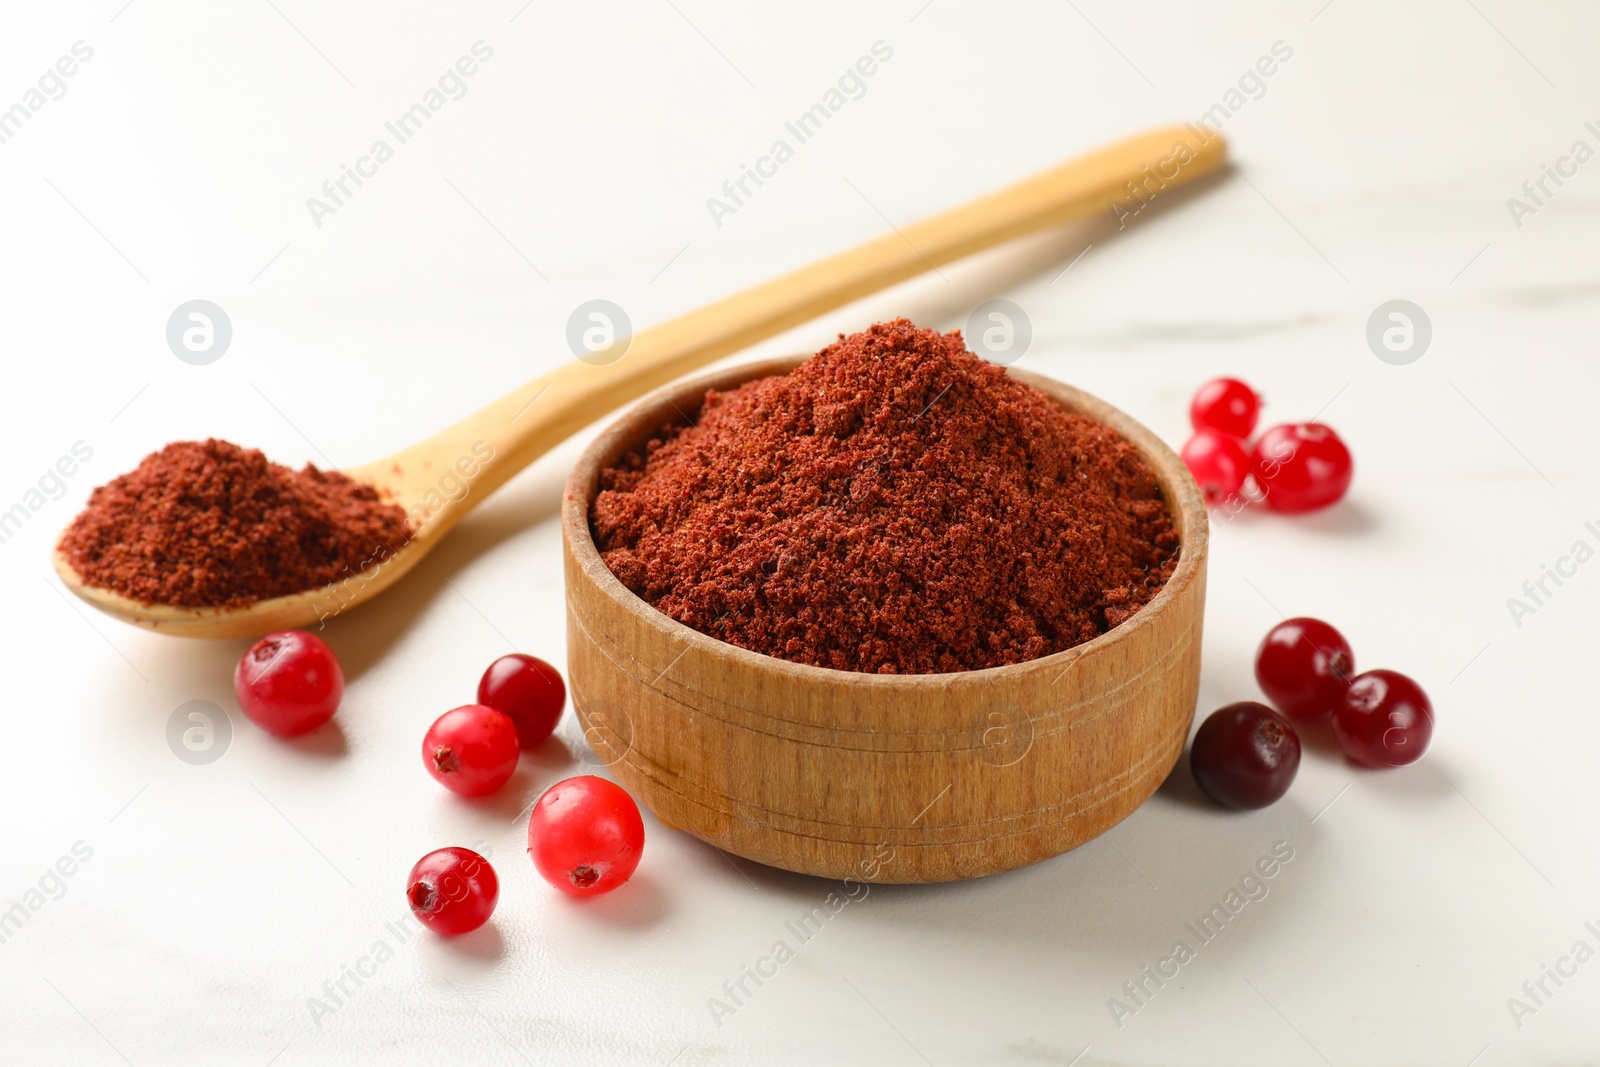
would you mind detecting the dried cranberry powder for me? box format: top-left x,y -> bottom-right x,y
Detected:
592,320 -> 1179,675
59,439 -> 410,607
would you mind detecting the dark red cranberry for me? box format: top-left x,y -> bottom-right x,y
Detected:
477,653 -> 566,748
1189,702 -> 1301,809
1255,617 -> 1355,719
1333,669 -> 1433,767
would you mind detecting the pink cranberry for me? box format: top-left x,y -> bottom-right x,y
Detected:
1190,377 -> 1260,439
423,705 -> 519,796
1182,430 -> 1251,506
1252,422 -> 1353,513
233,630 -> 343,737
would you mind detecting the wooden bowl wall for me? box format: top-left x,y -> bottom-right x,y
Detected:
561,357 -> 1207,883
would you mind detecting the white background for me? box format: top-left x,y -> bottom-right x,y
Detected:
2,1 -> 1597,1064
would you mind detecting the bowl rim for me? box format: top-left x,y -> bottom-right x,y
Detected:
563,354 -> 1208,688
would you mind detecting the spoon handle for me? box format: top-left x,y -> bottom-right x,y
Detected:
361,125 -> 1226,534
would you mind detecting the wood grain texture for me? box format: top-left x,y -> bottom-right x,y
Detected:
563,357 -> 1208,883
52,125 -> 1225,638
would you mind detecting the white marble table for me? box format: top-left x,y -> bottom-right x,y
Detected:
3,2 -> 1597,1063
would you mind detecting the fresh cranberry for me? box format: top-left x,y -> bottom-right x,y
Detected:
528,775 -> 644,896
1189,702 -> 1301,809
1252,422 -> 1353,513
1333,669 -> 1433,767
233,630 -> 343,737
1181,430 -> 1251,506
406,847 -> 498,935
1255,617 -> 1354,719
423,705 -> 519,796
477,653 -> 566,748
1189,377 -> 1260,439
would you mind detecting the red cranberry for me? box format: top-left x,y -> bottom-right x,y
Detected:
1181,430 -> 1251,506
1189,377 -> 1260,439
423,705 -> 519,796
1255,617 -> 1354,719
528,775 -> 644,896
1333,669 -> 1433,767
1252,422 -> 1353,513
233,630 -> 343,737
477,653 -> 566,748
1189,702 -> 1301,809
406,847 -> 498,935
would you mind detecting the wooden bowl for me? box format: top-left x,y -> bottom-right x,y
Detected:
562,357 -> 1207,883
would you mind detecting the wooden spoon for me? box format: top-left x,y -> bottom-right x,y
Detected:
55,126 -> 1226,638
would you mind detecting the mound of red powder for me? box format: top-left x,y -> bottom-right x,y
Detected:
592,319 -> 1179,675
59,439 -> 410,608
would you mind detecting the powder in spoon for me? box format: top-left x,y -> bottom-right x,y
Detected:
591,319 -> 1179,675
58,439 -> 411,608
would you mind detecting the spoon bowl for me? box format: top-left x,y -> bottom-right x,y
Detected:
53,452 -> 458,639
